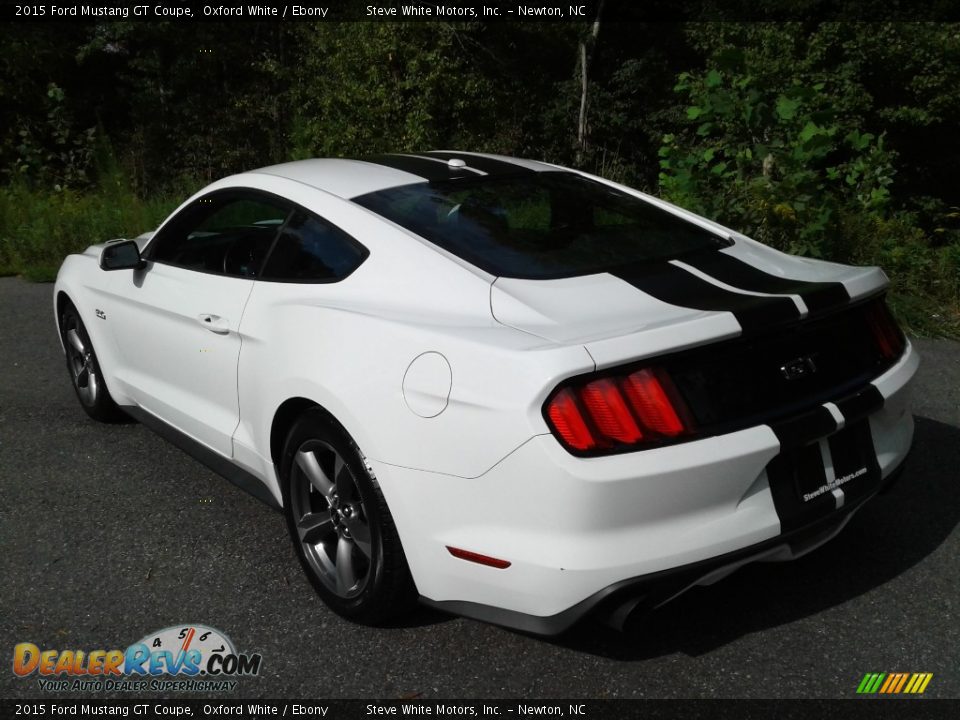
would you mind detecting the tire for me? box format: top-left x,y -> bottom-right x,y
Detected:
280,408 -> 417,624
59,302 -> 126,423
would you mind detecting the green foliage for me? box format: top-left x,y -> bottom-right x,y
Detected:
0,176 -> 179,280
291,23 -> 487,156
658,58 -> 895,258
288,22 -> 578,160
657,27 -> 960,337
8,83 -> 98,190
837,211 -> 960,337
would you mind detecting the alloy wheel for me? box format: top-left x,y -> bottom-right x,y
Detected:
65,324 -> 99,406
290,439 -> 373,599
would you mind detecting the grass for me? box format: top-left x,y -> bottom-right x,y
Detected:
0,181 -> 182,282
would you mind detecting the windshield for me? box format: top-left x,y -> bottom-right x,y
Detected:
352,172 -> 729,279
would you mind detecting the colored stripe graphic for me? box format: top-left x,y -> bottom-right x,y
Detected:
879,674 -> 896,693
680,250 -> 850,315
611,262 -> 799,333
893,673 -> 909,693
857,672 -> 933,694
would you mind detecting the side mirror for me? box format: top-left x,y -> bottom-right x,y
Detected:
100,240 -> 146,271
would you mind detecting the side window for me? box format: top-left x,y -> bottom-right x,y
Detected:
149,194 -> 290,277
259,210 -> 367,282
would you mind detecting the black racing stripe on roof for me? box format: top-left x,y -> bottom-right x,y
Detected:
422,151 -> 536,176
682,250 -> 850,315
610,261 -> 800,334
359,154 -> 476,182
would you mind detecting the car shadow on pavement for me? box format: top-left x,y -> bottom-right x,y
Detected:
379,606 -> 450,630
553,416 -> 960,660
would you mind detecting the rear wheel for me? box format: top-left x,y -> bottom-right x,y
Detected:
59,303 -> 125,422
281,408 -> 417,624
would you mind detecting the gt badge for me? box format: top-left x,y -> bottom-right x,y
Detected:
781,354 -> 817,381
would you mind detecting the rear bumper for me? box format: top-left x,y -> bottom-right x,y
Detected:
374,341 -> 918,634
421,455 -> 908,635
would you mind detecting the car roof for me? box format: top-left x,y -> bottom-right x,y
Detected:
248,151 -> 556,200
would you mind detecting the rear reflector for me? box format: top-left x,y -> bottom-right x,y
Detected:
544,365 -> 694,455
446,546 -> 512,569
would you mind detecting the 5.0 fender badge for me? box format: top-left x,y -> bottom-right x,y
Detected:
95,309 -> 106,320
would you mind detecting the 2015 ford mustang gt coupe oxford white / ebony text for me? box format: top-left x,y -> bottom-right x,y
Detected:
54,152 -> 918,634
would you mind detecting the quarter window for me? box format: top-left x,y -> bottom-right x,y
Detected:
259,210 -> 367,282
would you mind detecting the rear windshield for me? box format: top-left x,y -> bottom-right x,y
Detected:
352,171 -> 729,279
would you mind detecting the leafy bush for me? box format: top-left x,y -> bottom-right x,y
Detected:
6,83 -> 98,191
658,52 -> 895,258
657,43 -> 960,337
0,179 -> 179,280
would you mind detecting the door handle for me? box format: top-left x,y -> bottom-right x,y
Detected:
197,314 -> 230,334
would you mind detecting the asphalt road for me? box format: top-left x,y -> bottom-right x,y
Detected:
1,276 -> 958,700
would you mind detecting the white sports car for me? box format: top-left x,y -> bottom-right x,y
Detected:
54,151 -> 918,634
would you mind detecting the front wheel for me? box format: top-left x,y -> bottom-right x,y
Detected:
280,409 -> 417,624
59,302 -> 125,423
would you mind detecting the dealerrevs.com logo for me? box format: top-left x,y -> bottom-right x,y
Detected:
12,624 -> 262,693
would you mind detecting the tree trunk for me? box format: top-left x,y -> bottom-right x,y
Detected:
576,0 -> 604,165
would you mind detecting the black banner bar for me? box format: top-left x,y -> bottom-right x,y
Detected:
5,1 -> 960,23
2,699 -> 960,720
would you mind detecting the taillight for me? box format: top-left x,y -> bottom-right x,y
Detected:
544,366 -> 695,454
546,388 -> 597,451
866,300 -> 905,361
622,369 -> 686,436
581,378 -> 644,444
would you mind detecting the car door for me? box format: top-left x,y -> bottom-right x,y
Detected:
104,191 -> 291,457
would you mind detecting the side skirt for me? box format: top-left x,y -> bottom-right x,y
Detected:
124,406 -> 282,511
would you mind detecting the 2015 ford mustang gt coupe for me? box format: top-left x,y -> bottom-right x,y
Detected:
54,151 -> 918,634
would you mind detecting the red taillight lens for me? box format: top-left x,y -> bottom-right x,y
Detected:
580,378 -> 644,444
544,367 -> 694,454
866,300 -> 905,361
622,369 -> 686,437
546,387 -> 598,451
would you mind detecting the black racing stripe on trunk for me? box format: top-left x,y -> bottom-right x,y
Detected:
767,416 -> 883,533
682,251 -> 850,314
766,441 -> 834,533
359,154 -> 475,182
769,406 -> 838,449
834,385 -> 885,424
421,151 -> 536,176
827,419 -> 881,505
611,262 -> 799,333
